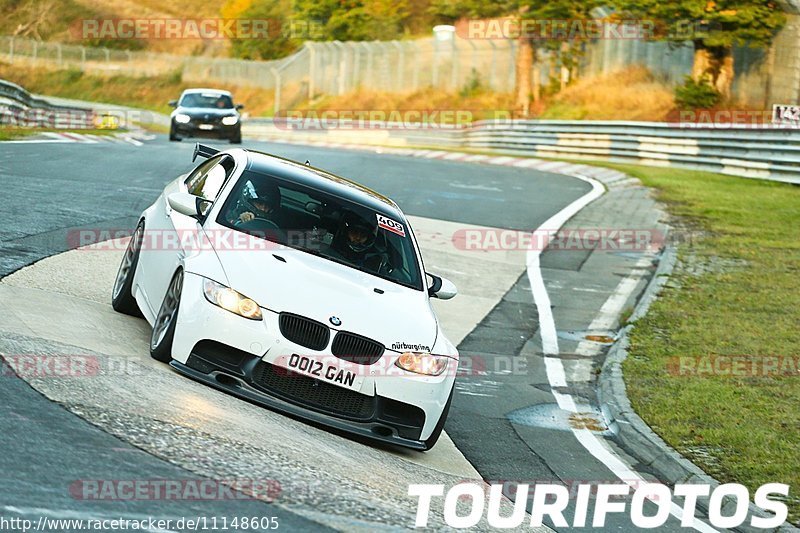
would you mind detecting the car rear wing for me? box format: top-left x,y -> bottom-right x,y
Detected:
192,143 -> 220,162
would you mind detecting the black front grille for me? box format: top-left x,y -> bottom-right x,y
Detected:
279,313 -> 330,351
331,332 -> 384,365
191,115 -> 221,124
252,361 -> 375,419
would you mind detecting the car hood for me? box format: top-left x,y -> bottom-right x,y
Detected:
211,237 -> 438,352
175,107 -> 238,117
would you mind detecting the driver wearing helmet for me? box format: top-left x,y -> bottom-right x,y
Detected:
332,211 -> 386,271
228,179 -> 282,225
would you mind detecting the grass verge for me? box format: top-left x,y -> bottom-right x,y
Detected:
592,163 -> 800,524
0,127 -> 121,141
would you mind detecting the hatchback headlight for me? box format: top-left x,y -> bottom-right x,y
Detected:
174,113 -> 191,124
203,278 -> 262,320
221,116 -> 239,125
395,352 -> 449,376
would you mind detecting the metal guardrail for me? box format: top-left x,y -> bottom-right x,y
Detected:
464,120 -> 800,184
244,118 -> 800,184
0,79 -> 90,112
0,79 -> 95,128
243,118 -> 465,148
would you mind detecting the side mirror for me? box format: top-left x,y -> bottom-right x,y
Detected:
168,192 -> 200,217
235,104 -> 244,110
427,273 -> 457,300
168,100 -> 178,108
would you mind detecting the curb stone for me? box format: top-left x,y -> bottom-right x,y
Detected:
598,246 -> 799,533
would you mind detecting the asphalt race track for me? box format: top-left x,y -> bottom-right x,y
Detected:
0,136 -> 714,531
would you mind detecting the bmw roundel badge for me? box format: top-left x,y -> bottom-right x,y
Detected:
329,316 -> 342,326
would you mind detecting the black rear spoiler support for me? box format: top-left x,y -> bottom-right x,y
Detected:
192,143 -> 220,162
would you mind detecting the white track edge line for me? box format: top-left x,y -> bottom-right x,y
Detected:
525,173 -> 718,533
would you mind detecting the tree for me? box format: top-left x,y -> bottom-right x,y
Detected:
224,0 -> 298,60
293,0 -> 410,41
226,0 -> 411,60
613,0 -> 785,98
432,0 -> 599,116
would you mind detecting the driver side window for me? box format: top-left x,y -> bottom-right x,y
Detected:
185,156 -> 233,201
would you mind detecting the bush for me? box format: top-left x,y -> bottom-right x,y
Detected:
459,69 -> 483,98
674,76 -> 722,109
63,68 -> 83,84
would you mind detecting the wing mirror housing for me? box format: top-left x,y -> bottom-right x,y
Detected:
235,103 -> 245,110
168,99 -> 178,108
168,192 -> 201,218
427,273 -> 457,300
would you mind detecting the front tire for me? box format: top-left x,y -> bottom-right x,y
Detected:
111,222 -> 144,317
424,385 -> 454,450
229,131 -> 242,144
169,124 -> 181,142
150,269 -> 183,363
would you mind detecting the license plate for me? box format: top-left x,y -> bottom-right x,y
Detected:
284,354 -> 364,391
198,124 -> 214,130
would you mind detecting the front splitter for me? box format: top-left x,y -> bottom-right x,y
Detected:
169,360 -> 428,451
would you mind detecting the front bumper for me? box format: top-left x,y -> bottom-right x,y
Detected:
172,120 -> 240,139
170,272 -> 455,448
170,351 -> 429,450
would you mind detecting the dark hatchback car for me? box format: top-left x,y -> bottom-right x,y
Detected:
169,89 -> 243,144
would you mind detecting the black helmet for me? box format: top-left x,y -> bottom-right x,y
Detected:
341,212 -> 377,253
245,180 -> 281,212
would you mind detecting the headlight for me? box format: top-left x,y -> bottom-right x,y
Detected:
395,352 -> 449,376
221,116 -> 239,126
203,278 -> 262,320
174,113 -> 191,124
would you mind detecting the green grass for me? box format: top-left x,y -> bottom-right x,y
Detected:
0,128 -> 39,141
0,127 -> 121,140
0,63 -> 183,114
591,163 -> 800,524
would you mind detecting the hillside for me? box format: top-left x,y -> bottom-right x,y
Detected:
0,0 -> 229,56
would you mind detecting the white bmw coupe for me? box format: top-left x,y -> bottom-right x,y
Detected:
112,144 -> 459,449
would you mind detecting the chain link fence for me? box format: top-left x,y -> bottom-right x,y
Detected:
1,24 -> 797,113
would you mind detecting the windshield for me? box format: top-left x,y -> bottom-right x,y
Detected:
180,92 -> 234,109
217,170 -> 423,290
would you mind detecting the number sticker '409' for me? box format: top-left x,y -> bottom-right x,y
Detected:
377,214 -> 406,237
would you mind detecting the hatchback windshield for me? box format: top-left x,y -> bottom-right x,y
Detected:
217,170 -> 423,290
180,92 -> 234,109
